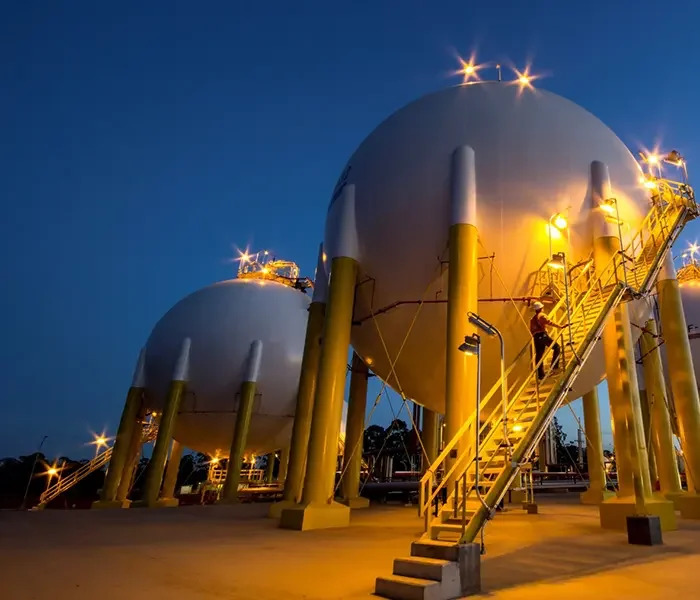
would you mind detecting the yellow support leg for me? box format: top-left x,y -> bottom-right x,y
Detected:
640,318 -> 684,505
278,446 -> 290,483
580,388 -> 614,505
159,439 -> 184,507
265,452 -> 276,484
93,349 -> 146,509
339,352 -> 370,509
421,408 -> 439,474
133,339 -> 190,508
658,255 -> 700,518
445,145 -> 479,485
279,256 -> 357,531
269,300 -> 325,518
221,377 -> 260,503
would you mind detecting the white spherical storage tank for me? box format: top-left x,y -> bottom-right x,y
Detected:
680,273 -> 700,386
327,82 -> 652,412
144,278 -> 310,457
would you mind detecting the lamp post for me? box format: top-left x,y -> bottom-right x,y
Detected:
20,435 -> 48,510
468,312 -> 507,445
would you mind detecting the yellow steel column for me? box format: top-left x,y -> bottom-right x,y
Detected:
657,253 -> 700,518
589,161 -> 675,530
278,446 -> 290,483
339,352 -> 370,508
421,408 -> 439,473
445,145 -> 479,480
269,245 -> 327,518
159,439 -> 184,506
135,338 -> 191,508
93,348 -> 146,509
115,405 -> 147,503
221,340 -> 263,503
639,388 -> 659,487
265,452 -> 276,484
580,387 -> 613,505
280,184 -> 359,531
640,318 -> 684,503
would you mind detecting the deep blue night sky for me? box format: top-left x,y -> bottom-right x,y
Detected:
2,2 -> 699,459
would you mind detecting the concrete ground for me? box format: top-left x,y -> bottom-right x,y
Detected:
2,494 -> 700,599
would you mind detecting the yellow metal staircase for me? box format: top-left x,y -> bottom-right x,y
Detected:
375,180 -> 697,599
33,420 -> 158,509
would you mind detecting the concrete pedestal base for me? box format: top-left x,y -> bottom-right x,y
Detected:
675,494 -> 700,519
268,499 -> 296,519
509,489 -> 527,504
279,501 -> 350,531
524,503 -> 538,514
580,488 -> 615,505
458,543 -> 482,596
338,496 -> 370,509
91,499 -> 132,509
599,495 -> 676,531
627,515 -> 663,545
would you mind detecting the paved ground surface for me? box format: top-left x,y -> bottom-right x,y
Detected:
2,493 -> 700,599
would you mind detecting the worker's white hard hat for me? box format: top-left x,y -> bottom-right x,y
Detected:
532,301 -> 544,311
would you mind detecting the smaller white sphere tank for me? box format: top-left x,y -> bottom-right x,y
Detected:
144,277 -> 310,457
678,263 -> 700,386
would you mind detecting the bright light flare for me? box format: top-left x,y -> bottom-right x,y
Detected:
552,214 -> 567,230
647,154 -> 660,165
546,223 -> 563,240
512,424 -> 524,432
512,65 -> 540,93
689,243 -> 699,258
599,202 -> 616,215
453,53 -> 483,84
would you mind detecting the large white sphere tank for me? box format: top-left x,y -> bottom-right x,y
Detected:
329,83 -> 651,412
144,278 -> 310,457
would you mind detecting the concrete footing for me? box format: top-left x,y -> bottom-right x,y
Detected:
580,489 -> 615,505
338,496 -> 370,509
91,499 -> 132,510
675,494 -> 700,519
524,503 -> 538,514
509,489 -> 527,504
626,515 -> 663,545
599,495 -> 676,531
279,501 -> 350,531
457,543 -> 482,596
268,499 -> 296,519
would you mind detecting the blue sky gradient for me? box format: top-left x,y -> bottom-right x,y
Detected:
2,1 -> 699,459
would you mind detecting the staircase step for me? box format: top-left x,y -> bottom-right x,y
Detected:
393,556 -> 458,583
375,575 -> 441,600
411,540 -> 460,562
429,523 -> 465,537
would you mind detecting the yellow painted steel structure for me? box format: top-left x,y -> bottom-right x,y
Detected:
340,352 -> 370,508
265,452 -> 275,484
639,318 -> 684,501
269,300 -> 325,517
160,439 -> 184,505
93,350 -> 146,509
421,408 -> 439,473
445,222 -> 479,472
221,379 -> 258,503
639,389 -> 659,488
135,338 -> 190,508
658,255 -> 700,517
278,446 -> 290,483
116,405 -> 147,503
280,255 -> 358,530
596,235 -> 675,531
580,388 -> 613,505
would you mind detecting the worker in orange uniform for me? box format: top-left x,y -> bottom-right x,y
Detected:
530,301 -> 565,380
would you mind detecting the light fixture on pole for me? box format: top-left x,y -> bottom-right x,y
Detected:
468,311 -> 508,449
458,333 -> 481,356
547,252 -> 566,270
